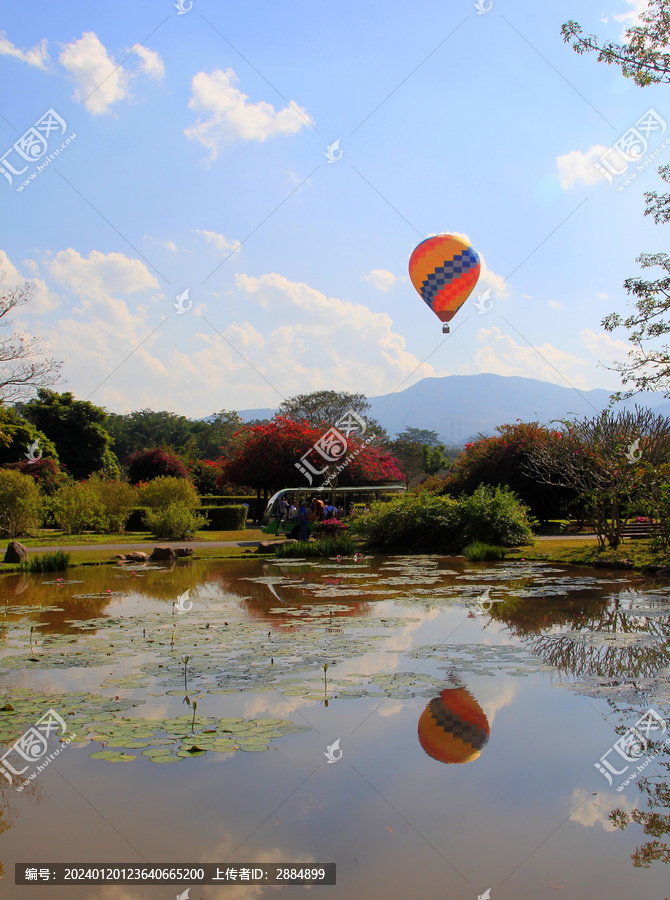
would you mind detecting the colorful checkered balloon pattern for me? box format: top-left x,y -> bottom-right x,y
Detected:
418,686 -> 490,765
409,234 -> 481,325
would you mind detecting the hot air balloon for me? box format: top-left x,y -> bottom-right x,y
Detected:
417,683 -> 490,765
409,234 -> 481,333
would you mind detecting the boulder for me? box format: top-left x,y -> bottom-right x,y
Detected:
150,546 -> 175,561
4,541 -> 28,564
175,547 -> 195,558
124,551 -> 150,562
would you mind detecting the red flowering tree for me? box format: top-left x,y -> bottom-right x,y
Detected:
126,446 -> 190,485
441,422 -> 578,523
221,417 -> 403,501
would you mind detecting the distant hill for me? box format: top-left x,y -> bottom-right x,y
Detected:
228,374 -> 670,444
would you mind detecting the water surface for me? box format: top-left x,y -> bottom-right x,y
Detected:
1,556 -> 669,899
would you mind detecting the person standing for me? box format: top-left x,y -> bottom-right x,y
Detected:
298,501 -> 309,541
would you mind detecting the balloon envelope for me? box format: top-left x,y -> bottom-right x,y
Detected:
409,234 -> 481,325
418,685 -> 490,765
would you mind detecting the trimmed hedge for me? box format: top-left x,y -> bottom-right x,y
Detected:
125,504 -> 248,532
200,495 -> 256,507
199,505 -> 248,530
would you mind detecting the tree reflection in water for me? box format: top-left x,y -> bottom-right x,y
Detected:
489,590 -> 670,679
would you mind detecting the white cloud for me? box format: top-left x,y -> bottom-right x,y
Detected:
58,32 -> 164,115
557,145 -> 611,188
0,250 -> 59,314
184,67 -> 312,158
548,299 -> 563,311
580,327 -> 632,361
196,229 -> 240,254
596,292 -> 608,299
131,44 -> 164,80
49,248 -> 160,301
162,240 -> 178,253
0,31 -> 49,69
474,325 -> 590,388
569,787 -> 635,831
234,272 -> 440,395
59,32 -> 130,115
614,0 -> 647,34
362,269 -> 407,292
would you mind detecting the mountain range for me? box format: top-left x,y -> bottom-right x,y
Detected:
232,374 -> 670,445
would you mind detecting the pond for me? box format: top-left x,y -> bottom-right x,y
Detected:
0,555 -> 669,899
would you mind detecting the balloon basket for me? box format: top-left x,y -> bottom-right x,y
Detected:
442,324 -> 450,334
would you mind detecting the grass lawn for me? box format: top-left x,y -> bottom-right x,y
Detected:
16,527 -> 271,547
507,536 -> 669,571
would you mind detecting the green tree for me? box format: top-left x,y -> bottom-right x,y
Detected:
396,427 -> 441,446
562,2 -> 670,86
23,390 -> 116,480
0,406 -> 58,464
278,390 -> 370,427
105,409 -> 196,462
0,468 -> 42,537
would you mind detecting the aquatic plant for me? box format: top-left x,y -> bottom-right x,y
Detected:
20,550 -> 71,573
463,542 -> 506,561
275,535 -> 355,558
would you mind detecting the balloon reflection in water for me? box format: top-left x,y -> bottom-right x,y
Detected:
418,680 -> 490,765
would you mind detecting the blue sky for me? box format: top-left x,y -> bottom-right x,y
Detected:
0,0 -> 666,417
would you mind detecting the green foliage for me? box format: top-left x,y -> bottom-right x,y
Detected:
0,468 -> 42,537
21,550 -> 70,572
143,504 -> 207,540
0,406 -> 58,464
396,427 -> 441,446
350,492 -> 461,552
562,2 -> 670,87
199,505 -> 248,531
278,391 -> 371,428
352,486 -> 532,552
275,535 -> 355,557
23,390 -> 114,479
138,476 -> 201,511
49,482 -> 106,535
457,485 -> 534,547
463,541 -> 506,561
87,475 -> 137,532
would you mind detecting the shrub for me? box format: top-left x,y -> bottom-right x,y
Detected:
457,484 -> 533,547
21,550 -> 70,572
274,535 -> 355,558
3,458 -> 66,495
87,475 -> 137,532
127,447 -> 190,485
50,482 -> 106,535
0,469 -> 42,537
463,541 -> 506,561
143,504 -> 207,540
199,505 -> 248,531
352,485 -> 532,553
350,493 -> 461,552
138,476 -> 201,510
